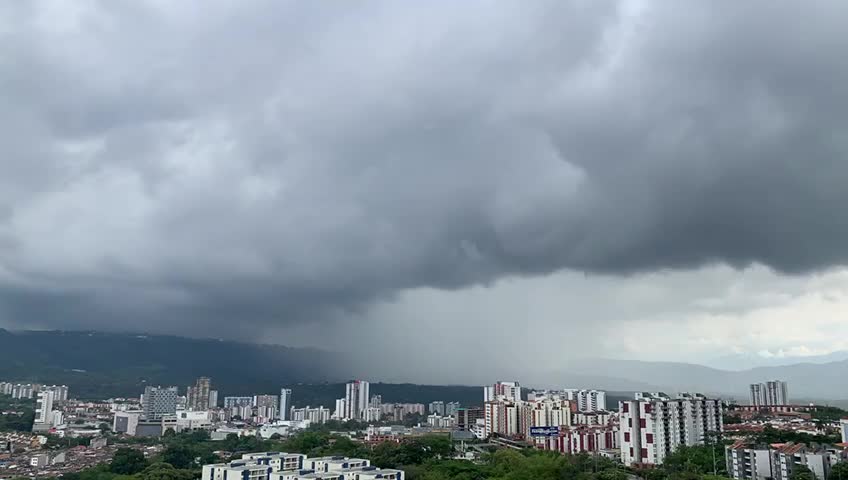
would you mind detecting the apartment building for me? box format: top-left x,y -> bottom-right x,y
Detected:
619,392 -> 723,466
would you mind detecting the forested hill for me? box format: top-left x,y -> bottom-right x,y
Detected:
0,330 -> 485,405
0,329 -> 351,399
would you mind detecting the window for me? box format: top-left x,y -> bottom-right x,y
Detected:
646,433 -> 654,444
623,403 -> 630,413
640,418 -> 646,428
629,418 -> 632,427
641,448 -> 648,458
644,404 -> 652,414
624,432 -> 631,442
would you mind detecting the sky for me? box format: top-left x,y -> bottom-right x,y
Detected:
2,0 -> 848,381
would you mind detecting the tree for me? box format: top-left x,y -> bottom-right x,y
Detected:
162,444 -> 195,469
830,462 -> 848,480
138,462 -> 195,480
110,447 -> 149,474
790,464 -> 817,480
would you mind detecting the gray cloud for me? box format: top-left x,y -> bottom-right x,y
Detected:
2,0 -> 848,337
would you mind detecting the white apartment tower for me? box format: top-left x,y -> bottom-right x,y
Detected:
565,389 -> 607,412
749,381 -> 789,407
344,380 -> 370,420
34,390 -> 55,428
279,388 -> 292,420
484,381 -> 521,403
619,393 -> 723,466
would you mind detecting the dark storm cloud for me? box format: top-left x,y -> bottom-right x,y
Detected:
2,0 -> 848,334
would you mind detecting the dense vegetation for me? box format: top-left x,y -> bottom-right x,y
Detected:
0,394 -> 35,432
751,425 -> 842,446
811,406 -> 848,423
24,427 -> 736,480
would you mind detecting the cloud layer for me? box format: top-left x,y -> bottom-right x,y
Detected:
2,1 -> 848,342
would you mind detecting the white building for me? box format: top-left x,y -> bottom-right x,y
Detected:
202,452 -> 305,480
113,411 -> 141,435
339,466 -> 404,480
619,392 -> 723,466
484,382 -> 521,403
176,410 -> 212,430
291,406 -> 331,424
255,395 -> 280,421
769,443 -> 846,480
484,400 -> 520,437
33,390 -> 55,430
428,401 -> 445,416
333,399 -> 346,420
841,418 -> 848,444
565,390 -> 607,412
427,414 -> 456,428
521,396 -> 573,439
364,407 -> 382,423
344,381 -> 369,421
726,442 -> 772,480
573,411 -> 613,426
749,380 -> 789,407
280,389 -> 292,421
224,396 -> 255,408
533,425 -> 619,455
304,456 -> 370,474
143,386 -> 178,420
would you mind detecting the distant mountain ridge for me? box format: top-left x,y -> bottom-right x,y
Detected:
709,351 -> 848,371
0,329 -> 353,398
1,329 -> 845,403
565,357 -> 848,401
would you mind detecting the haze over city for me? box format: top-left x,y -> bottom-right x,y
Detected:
3,0 -> 848,385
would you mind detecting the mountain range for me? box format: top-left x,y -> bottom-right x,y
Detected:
1,329 -> 845,404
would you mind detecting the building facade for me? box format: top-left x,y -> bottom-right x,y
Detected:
344,380 -> 370,421
619,393 -> 723,466
143,386 -> 179,420
187,377 -> 212,411
750,380 -> 789,407
280,389 -> 292,421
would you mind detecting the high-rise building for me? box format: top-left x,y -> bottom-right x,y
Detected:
749,383 -> 766,407
291,406 -> 331,424
254,395 -> 278,420
209,390 -> 218,408
279,389 -> 291,420
483,382 -> 521,402
429,401 -> 446,416
455,407 -> 484,431
484,381 -> 521,403
333,398 -> 347,419
446,402 -> 460,417
143,386 -> 178,420
619,393 -> 723,466
749,381 -> 788,407
187,377 -> 212,411
344,380 -> 370,420
484,399 -> 521,437
564,389 -> 606,412
33,390 -> 55,430
521,395 -> 573,439
223,396 -> 253,409
42,385 -> 69,403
